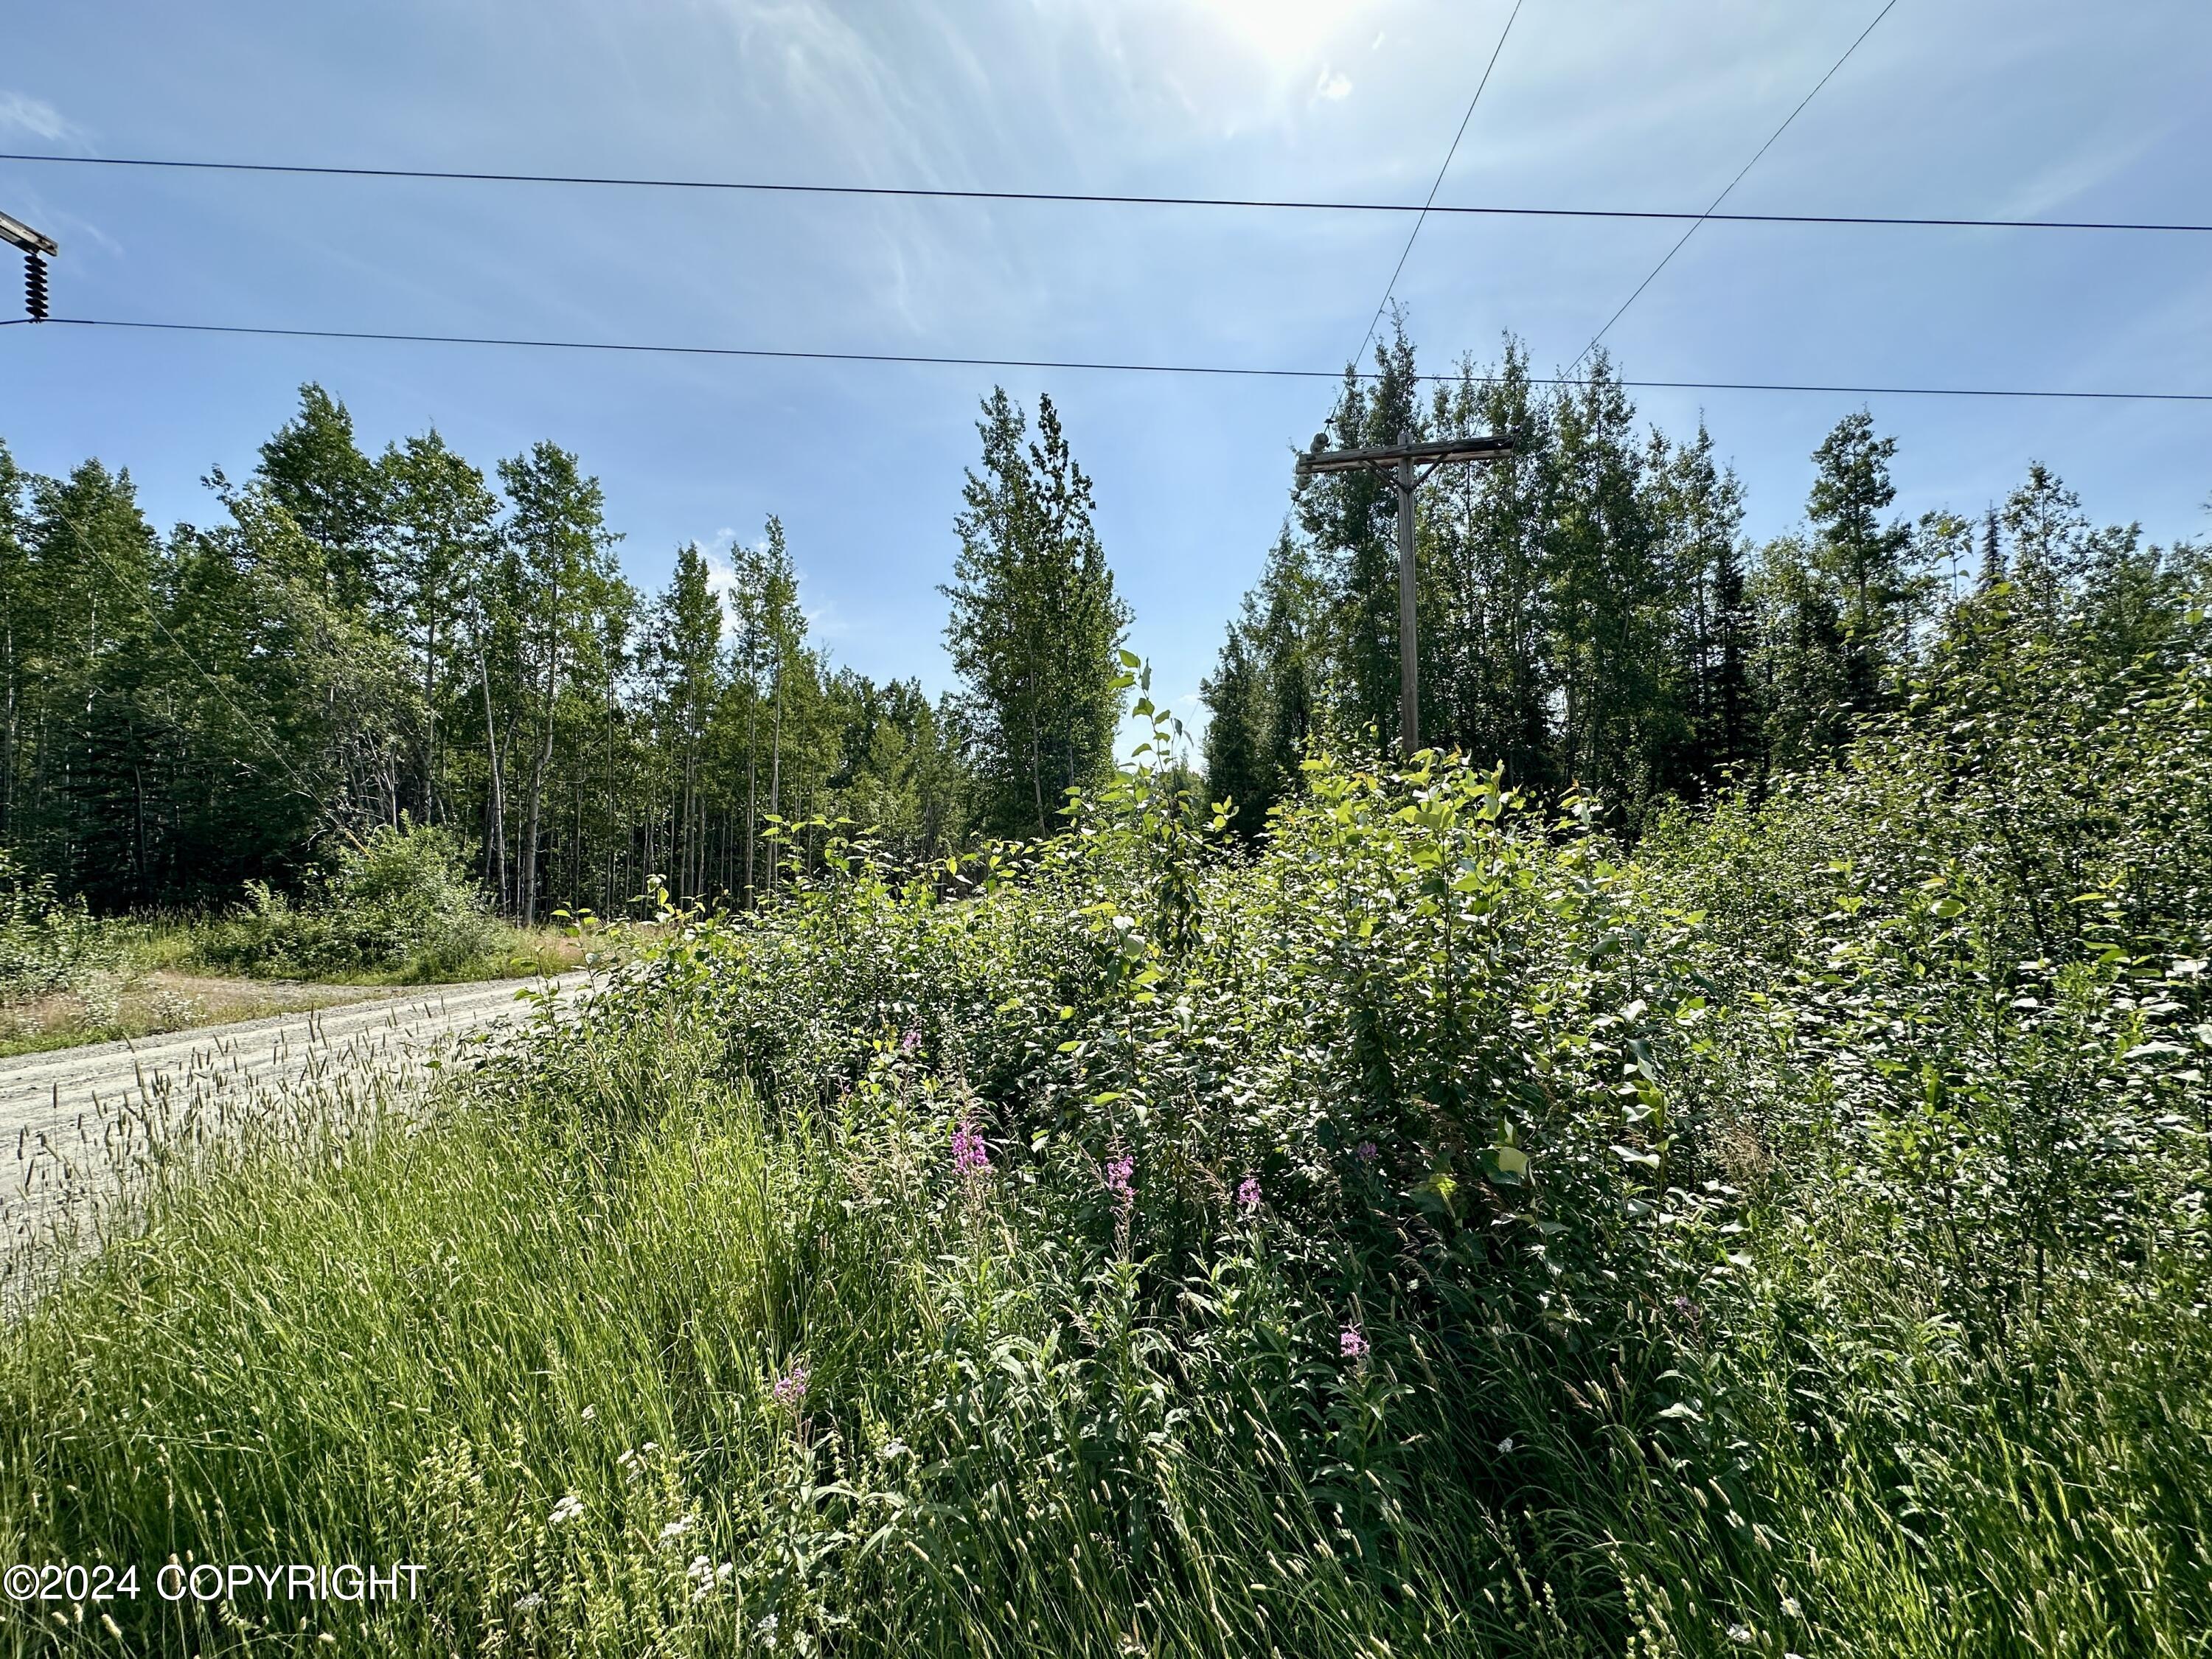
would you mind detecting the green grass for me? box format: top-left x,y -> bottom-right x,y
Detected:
3,1001 -> 2203,1656
131,912 -> 585,985
3,616 -> 2208,1655
0,1030 -> 1558,1655
0,922 -> 585,1059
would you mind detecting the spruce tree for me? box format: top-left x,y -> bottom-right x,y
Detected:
942,389 -> 1130,838
255,384 -> 383,611
1807,411 -> 1914,713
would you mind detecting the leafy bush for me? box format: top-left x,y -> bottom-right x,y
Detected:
4,616 -> 2208,1655
0,849 -> 122,1003
201,821 -> 498,979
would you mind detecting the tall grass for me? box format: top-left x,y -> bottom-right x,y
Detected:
2,616 -> 2208,1655
4,999 -> 2202,1655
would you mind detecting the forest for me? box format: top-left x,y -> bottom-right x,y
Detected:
4,327 -> 2193,933
0,384 -> 1121,922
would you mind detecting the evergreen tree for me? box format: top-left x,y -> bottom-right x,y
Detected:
1653,422 -> 1753,789
1295,323 -> 1422,748
1750,534 -> 1850,772
1200,529 -> 1322,831
1547,356 -> 1668,817
943,389 -> 1130,838
1806,411 -> 1916,714
1978,505 -> 2005,590
2001,461 -> 2091,615
255,384 -> 383,611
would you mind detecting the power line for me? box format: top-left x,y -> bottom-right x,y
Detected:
4,149 -> 2207,237
1350,0 -> 1524,372
20,315 -> 2212,403
1574,0 -> 1900,370
59,507 -> 354,837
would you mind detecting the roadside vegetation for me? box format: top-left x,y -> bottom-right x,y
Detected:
169,823 -> 574,985
4,566 -> 2208,1655
0,827 -> 576,1057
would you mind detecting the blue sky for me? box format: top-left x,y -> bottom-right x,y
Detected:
4,0 -> 2209,740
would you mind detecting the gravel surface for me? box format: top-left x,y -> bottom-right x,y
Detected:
4,973 -> 591,1251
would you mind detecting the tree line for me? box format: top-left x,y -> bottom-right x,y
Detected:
0,384 -> 1128,917
1203,325 -> 2205,831
4,333 -> 2199,920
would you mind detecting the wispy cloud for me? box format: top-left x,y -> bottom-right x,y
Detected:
1314,69 -> 1352,102
0,91 -> 75,142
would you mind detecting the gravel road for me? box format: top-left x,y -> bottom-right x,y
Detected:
4,973 -> 591,1250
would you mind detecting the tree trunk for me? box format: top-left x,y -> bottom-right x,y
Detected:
523,653 -> 557,924
744,689 -> 758,908
479,648 -> 507,914
768,655 -> 783,896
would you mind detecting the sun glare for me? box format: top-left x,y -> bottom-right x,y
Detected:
1196,0 -> 1373,72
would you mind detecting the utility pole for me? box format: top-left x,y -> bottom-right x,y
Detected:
1295,428 -> 1514,758
0,209 -> 57,321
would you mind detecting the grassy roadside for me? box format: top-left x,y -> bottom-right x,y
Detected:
1,935 -> 2203,1656
1,827 -> 594,1060
0,924 -> 585,1061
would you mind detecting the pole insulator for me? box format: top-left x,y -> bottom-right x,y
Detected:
24,252 -> 48,323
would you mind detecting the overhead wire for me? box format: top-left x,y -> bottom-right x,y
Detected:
21,316 -> 2212,403
1571,0 -> 1901,372
47,505 -> 358,839
5,150 -> 2204,235
1348,0 -> 1524,372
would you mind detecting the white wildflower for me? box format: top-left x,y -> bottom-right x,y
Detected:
579,1404 -> 597,1422
660,1516 -> 695,1541
1497,1436 -> 1514,1454
512,1591 -> 545,1613
1781,1596 -> 1803,1618
547,1492 -> 585,1526
879,1439 -> 909,1461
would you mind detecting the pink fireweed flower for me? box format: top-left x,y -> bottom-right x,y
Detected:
1354,1141 -> 1379,1167
1236,1174 -> 1262,1212
771,1360 -> 810,1411
951,1115 -> 992,1175
1340,1323 -> 1369,1361
1104,1152 -> 1135,1210
900,1028 -> 921,1054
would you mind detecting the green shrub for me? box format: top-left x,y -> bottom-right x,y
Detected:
4,622 -> 2208,1655
202,821 -> 498,978
0,849 -> 122,1003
